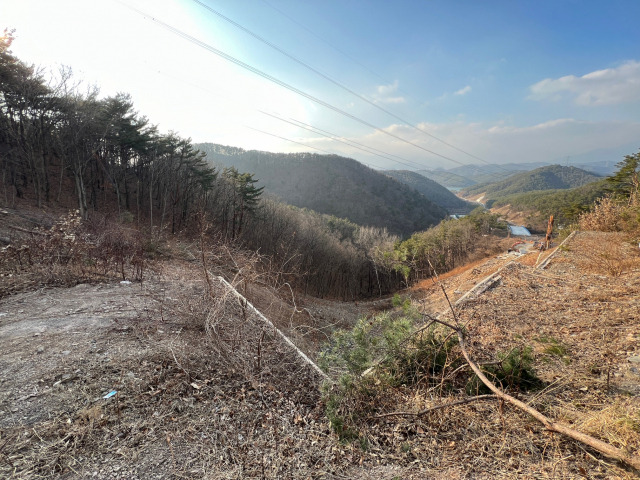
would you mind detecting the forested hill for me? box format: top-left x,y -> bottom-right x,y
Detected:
383,170 -> 476,214
460,165 -> 601,199
416,162 -> 548,190
196,143 -> 447,236
415,170 -> 476,189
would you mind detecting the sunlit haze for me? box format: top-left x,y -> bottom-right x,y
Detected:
4,0 -> 640,170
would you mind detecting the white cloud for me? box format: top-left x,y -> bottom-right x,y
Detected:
529,60 -> 640,106
376,80 -> 399,95
379,96 -> 406,104
454,85 -> 472,96
374,80 -> 405,104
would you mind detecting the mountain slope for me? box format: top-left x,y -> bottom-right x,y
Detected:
416,169 -> 477,189
196,143 -> 447,236
417,162 -> 549,190
460,165 -> 601,199
487,179 -> 608,229
383,170 -> 476,214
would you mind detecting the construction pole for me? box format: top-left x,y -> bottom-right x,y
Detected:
545,215 -> 554,250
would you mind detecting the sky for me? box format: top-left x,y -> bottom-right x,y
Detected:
3,0 -> 640,172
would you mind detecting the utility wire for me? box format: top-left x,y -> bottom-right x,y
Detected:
246,126 -> 381,170
119,2 -> 469,169
133,62 -> 384,168
193,0 -> 503,169
260,111 -> 403,166
141,60 -> 423,171
286,117 -> 424,166
260,110 -> 427,171
261,0 -> 394,88
133,56 -> 411,171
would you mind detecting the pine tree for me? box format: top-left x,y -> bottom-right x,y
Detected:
223,167 -> 264,238
607,150 -> 639,203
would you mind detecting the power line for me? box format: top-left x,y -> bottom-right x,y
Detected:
260,110 -> 427,171
260,111 -> 399,164
139,63 -> 420,171
288,117 -> 422,166
261,0 -> 394,88
192,0 -> 497,168
245,125 -> 333,155
246,126 -> 381,170
118,1 -> 469,169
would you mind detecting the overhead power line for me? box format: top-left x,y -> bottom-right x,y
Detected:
245,126 -> 334,155
260,110 -> 427,171
192,0 -> 498,168
119,1 -> 469,169
260,0 -> 394,88
246,126 -> 382,170
261,0 -> 439,143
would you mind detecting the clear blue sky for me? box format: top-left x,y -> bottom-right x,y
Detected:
3,0 -> 640,171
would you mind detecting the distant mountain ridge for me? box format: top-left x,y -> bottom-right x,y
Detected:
195,143 -> 448,236
417,161 -> 613,190
460,165 -> 601,199
383,170 -> 476,214
417,162 -> 548,190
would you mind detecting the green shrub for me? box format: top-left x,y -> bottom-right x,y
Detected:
466,346 -> 541,394
319,312 -> 414,377
536,336 -> 569,358
385,324 -> 459,387
391,293 -> 412,312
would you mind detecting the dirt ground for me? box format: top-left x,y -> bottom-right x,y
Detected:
0,250 -> 391,479
1,231 -> 639,478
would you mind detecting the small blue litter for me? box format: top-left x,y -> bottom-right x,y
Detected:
103,390 -> 117,399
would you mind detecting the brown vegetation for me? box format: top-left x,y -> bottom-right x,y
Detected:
320,231 -> 640,479
0,211 -> 145,297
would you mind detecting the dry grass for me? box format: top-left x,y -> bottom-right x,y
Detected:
1,229 -> 639,479
323,230 -> 640,479
575,235 -> 640,277
579,194 -> 640,239
0,211 -> 147,297
577,399 -> 640,454
0,266 -> 348,479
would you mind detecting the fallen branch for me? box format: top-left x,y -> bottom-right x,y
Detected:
7,224 -> 48,236
215,275 -> 331,383
429,306 -> 640,471
421,253 -> 640,471
373,394 -> 497,419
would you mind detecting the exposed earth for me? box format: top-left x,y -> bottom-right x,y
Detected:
1,231 -> 639,478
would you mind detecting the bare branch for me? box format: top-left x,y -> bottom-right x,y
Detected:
373,394 -> 498,419
431,309 -> 640,471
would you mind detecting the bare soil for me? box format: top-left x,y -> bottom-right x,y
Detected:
1,231 -> 639,479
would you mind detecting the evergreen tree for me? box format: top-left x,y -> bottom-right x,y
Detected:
607,150 -> 639,203
223,167 -> 264,238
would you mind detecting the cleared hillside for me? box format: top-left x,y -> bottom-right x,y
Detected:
461,164 -> 601,199
486,179 -> 608,227
383,170 -> 476,214
2,211 -> 639,478
196,143 -> 447,236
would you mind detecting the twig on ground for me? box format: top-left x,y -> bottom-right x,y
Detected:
421,257 -> 640,471
432,298 -> 640,470
372,394 -> 498,419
